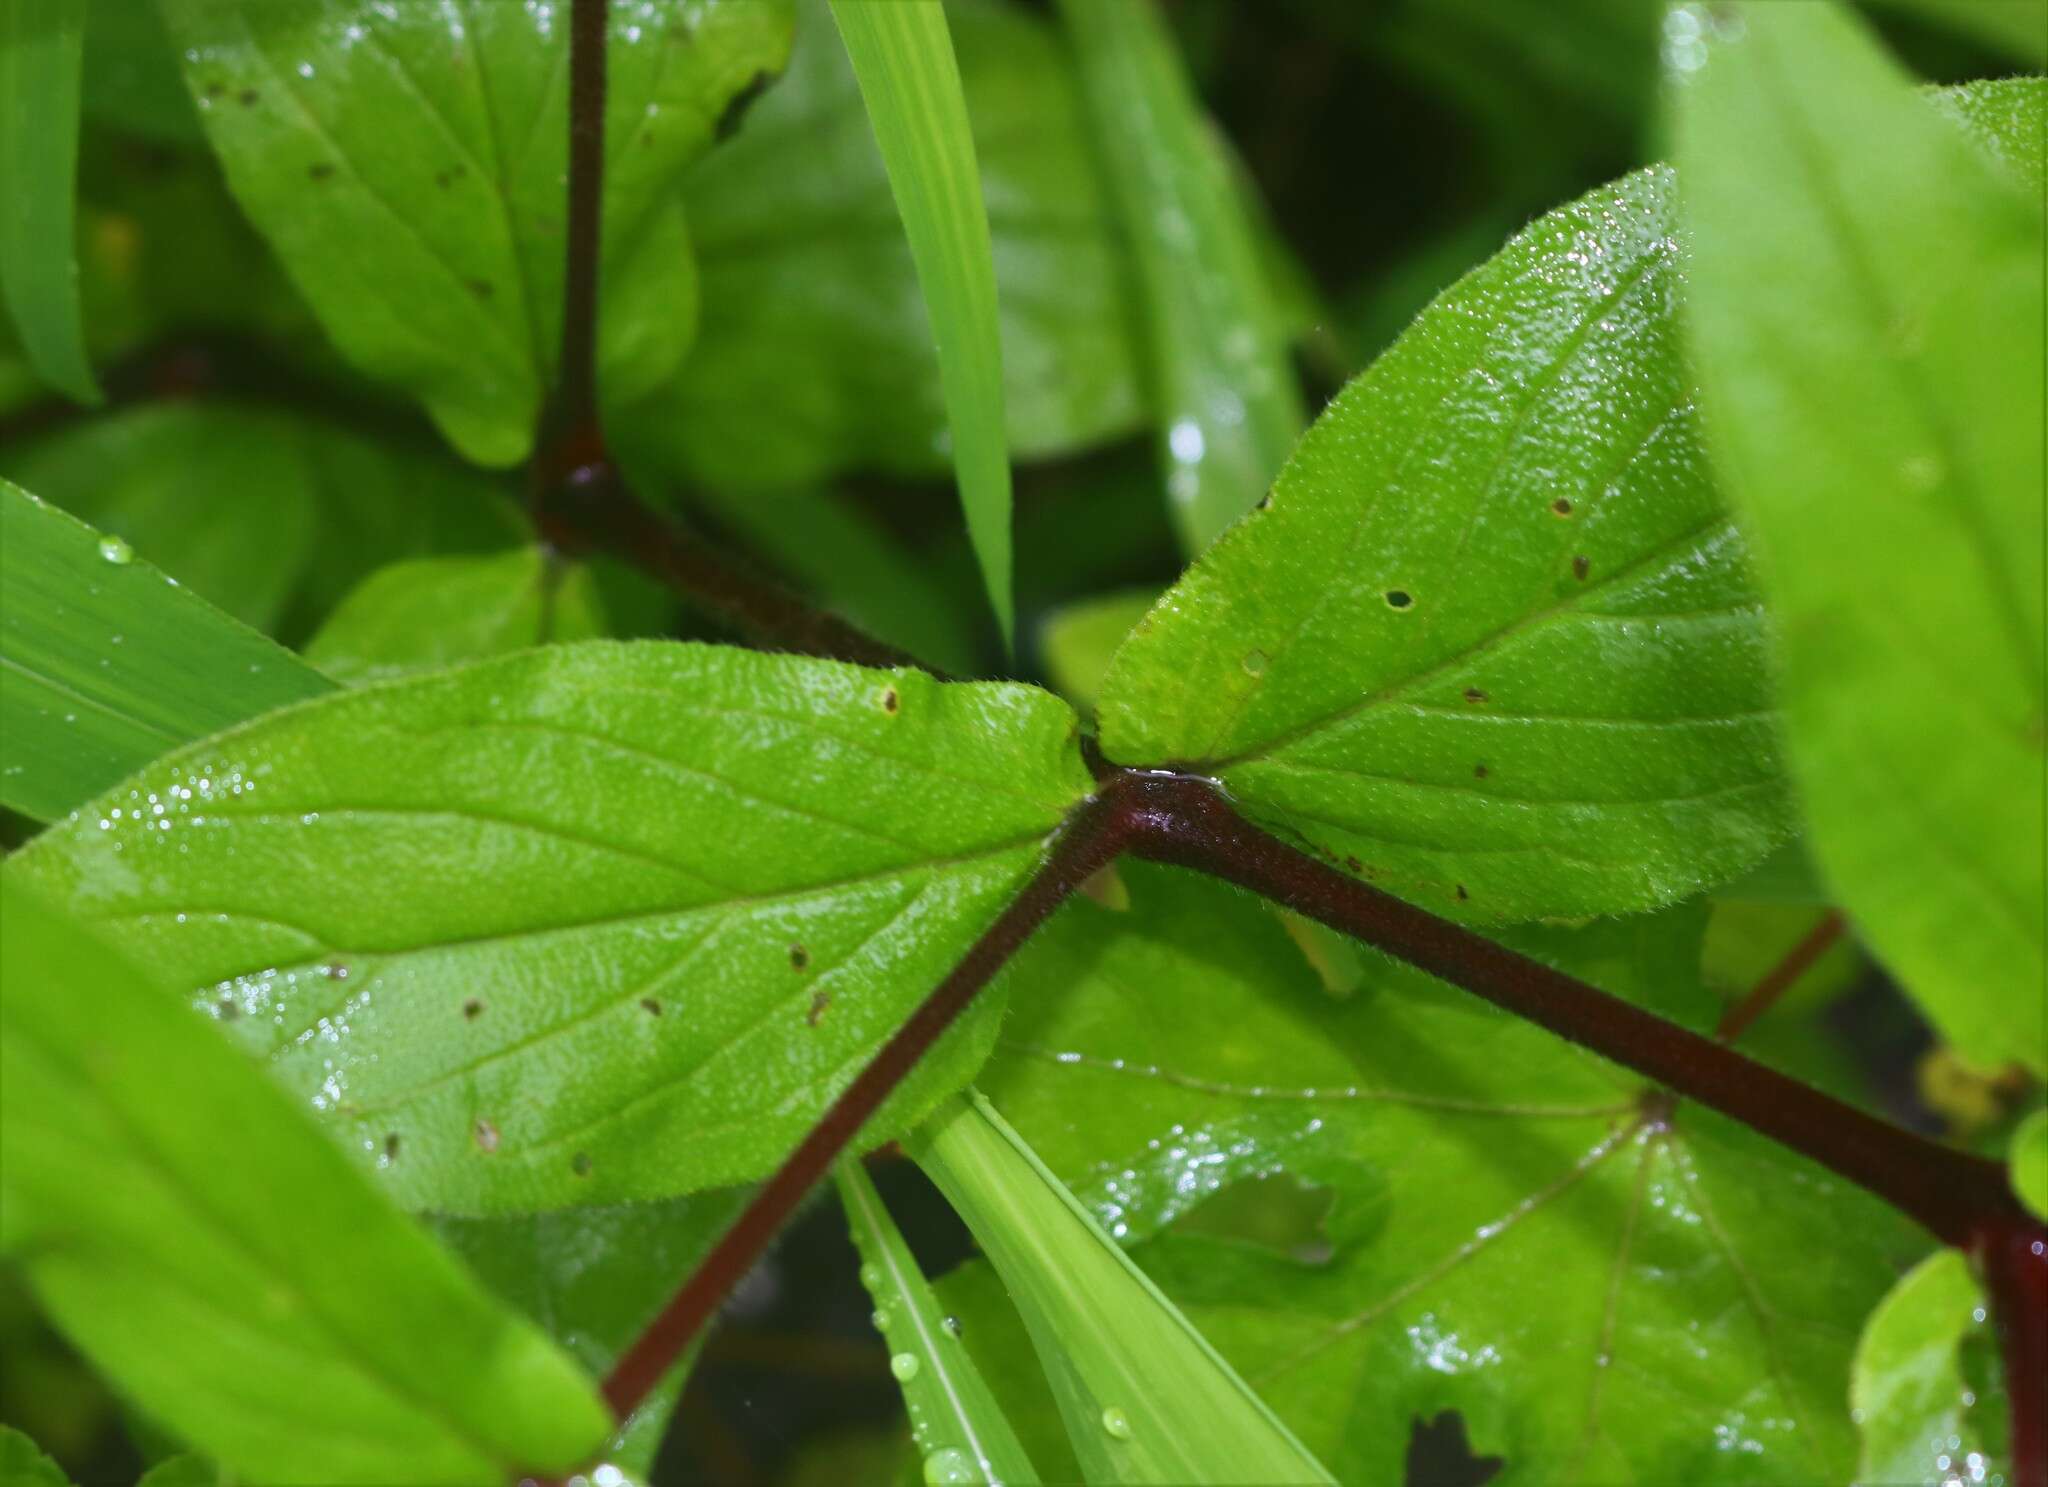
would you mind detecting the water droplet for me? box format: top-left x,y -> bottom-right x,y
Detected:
923,1447 -> 976,1485
859,1263 -> 881,1291
98,535 -> 133,565
890,1351 -> 921,1383
871,1308 -> 887,1330
1168,418 -> 1206,465
1101,1406 -> 1133,1440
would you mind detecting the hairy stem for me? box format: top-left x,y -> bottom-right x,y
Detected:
599,788 -> 1130,1420
1717,908 -> 1845,1042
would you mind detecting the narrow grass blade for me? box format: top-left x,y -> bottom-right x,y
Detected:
1056,0 -> 1303,554
913,1093 -> 1334,1485
836,1160 -> 1040,1486
829,0 -> 1015,646
0,0 -> 100,403
0,481 -> 334,822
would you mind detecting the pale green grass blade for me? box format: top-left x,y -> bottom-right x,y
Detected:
829,0 -> 1014,647
1057,0 -> 1303,554
0,481 -> 334,822
836,1161 -> 1040,1486
0,0 -> 100,403
914,1094 -> 1333,1485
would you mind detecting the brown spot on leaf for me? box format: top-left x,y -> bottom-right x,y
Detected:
1551,497 -> 1574,516
473,1119 -> 499,1153
1572,555 -> 1591,581
308,162 -> 335,181
215,996 -> 239,1021
1473,763 -> 1489,779
1463,687 -> 1489,704
715,68 -> 775,142
462,997 -> 484,1020
881,687 -> 900,714
789,943 -> 810,971
1455,883 -> 1470,901
807,990 -> 831,1027
383,1133 -> 400,1162
1344,856 -> 1363,873
640,997 -> 663,1016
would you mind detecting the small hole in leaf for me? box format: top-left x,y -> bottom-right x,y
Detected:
640,997 -> 663,1016
1463,687 -> 1488,704
462,997 -> 484,1020
1473,763 -> 1489,779
1257,494 -> 1272,511
1572,555 -> 1591,581
1385,589 -> 1413,610
1455,884 -> 1470,901
473,1119 -> 500,1153
789,943 -> 810,971
1551,497 -> 1574,517
881,687 -> 900,715
571,1151 -> 593,1177
807,989 -> 831,1026
383,1133 -> 400,1163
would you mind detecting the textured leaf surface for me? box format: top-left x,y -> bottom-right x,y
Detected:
0,481 -> 333,823
432,1188 -> 751,1485
0,878 -> 611,1485
305,548 -> 607,686
977,865 -> 1925,1484
837,1160 -> 1040,1487
1097,166 -> 1789,922
915,1094 -> 1335,1486
0,0 -> 99,403
2,403 -> 523,638
632,0 -> 1144,490
1674,15 -> 2045,1073
827,0 -> 1014,643
1056,0 -> 1304,553
9,642 -> 1091,1212
158,0 -> 793,464
1850,1251 -> 2008,1487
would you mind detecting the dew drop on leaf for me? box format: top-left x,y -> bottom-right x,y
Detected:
1101,1406 -> 1133,1440
97,535 -> 133,565
890,1351 -> 921,1382
922,1447 -> 977,1485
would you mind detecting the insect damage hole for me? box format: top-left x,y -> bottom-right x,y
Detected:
1463,687 -> 1489,704
1572,555 -> 1591,581
1551,497 -> 1574,517
462,996 -> 484,1020
640,996 -> 664,1016
879,686 -> 900,715
473,1119 -> 500,1153
789,943 -> 810,971
807,989 -> 832,1026
1384,589 -> 1414,610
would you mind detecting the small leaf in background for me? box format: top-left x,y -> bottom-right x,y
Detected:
9,642 -> 1092,1212
134,1456 -> 222,1487
156,0 -> 793,465
0,877 -> 613,1485
1097,166 -> 1790,922
836,1160 -> 1039,1486
0,1425 -> 74,1487
2012,1110 -> 2048,1222
432,1189 -> 753,1485
977,865 -> 1926,1482
915,1094 -> 1336,1485
626,0 -> 1146,497
0,480 -> 333,823
1673,12 -> 2045,1074
1850,1250 -> 2009,1487
1038,588 -> 1157,715
829,0 -> 1016,646
0,0 -> 100,404
1056,0 -> 1304,555
305,548 -> 608,686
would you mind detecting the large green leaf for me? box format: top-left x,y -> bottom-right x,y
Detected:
157,0 -> 794,465
1055,0 -> 1304,553
1849,1251 -> 2008,1487
620,0 -> 1145,492
0,877 -> 612,1485
0,480 -> 333,823
0,0 -> 100,404
305,548 -> 608,687
432,1188 -> 752,1486
837,1160 -> 1041,1486
915,1094 -> 1335,1485
975,865 -> 1926,1483
2,403 -> 523,639
1096,166 -> 1790,923
8,642 -> 1091,1213
827,0 -> 1014,644
1673,13 -> 2045,1074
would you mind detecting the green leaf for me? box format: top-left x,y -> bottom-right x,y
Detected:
0,0 -> 100,403
3,403 -> 524,638
978,864 -> 1926,1483
2012,1109 -> 2048,1222
827,0 -> 1015,646
1672,10 -> 2046,1073
1866,0 -> 2048,66
836,1160 -> 1040,1486
157,0 -> 793,465
8,642 -> 1091,1212
1055,0 -> 1304,554
0,480 -> 334,823
1929,76 -> 2048,193
1850,1250 -> 2008,1487
913,1094 -> 1336,1486
0,1426 -> 73,1487
1097,165 -> 1790,923
627,0 -> 1146,495
0,876 -> 612,1485
431,1188 -> 752,1485
134,1456 -> 223,1487
305,548 -> 608,687
1039,589 -> 1156,716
